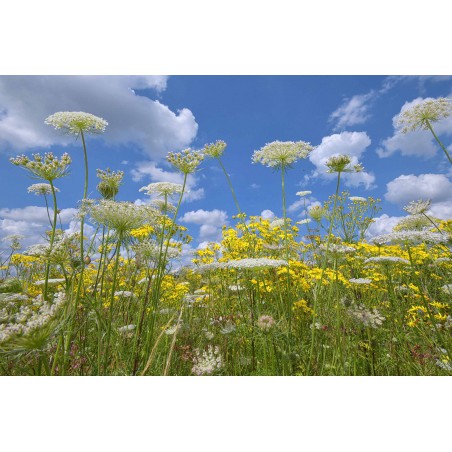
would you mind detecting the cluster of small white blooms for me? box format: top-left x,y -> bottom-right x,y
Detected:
114,291 -> 134,298
25,243 -> 50,257
434,257 -> 451,263
296,190 -> 312,197
167,149 -> 204,174
33,278 -> 65,287
191,345 -> 224,376
349,196 -> 367,202
165,323 -> 182,335
27,183 -> 59,196
347,305 -> 385,328
441,284 -> 452,295
395,215 -> 431,231
364,256 -> 410,265
396,98 -> 452,133
296,219 -> 311,225
257,315 -> 275,331
45,111 -> 108,135
10,152 -> 72,182
403,199 -> 431,215
308,205 -> 328,222
0,291 -> 66,345
436,359 -> 452,372
134,240 -> 181,263
2,234 -> 24,251
139,182 -> 183,197
86,200 -> 155,234
0,293 -> 29,303
118,324 -> 136,338
320,243 -> 356,254
196,258 -> 288,273
325,154 -> 364,174
349,278 -> 372,285
252,140 -> 313,168
220,324 -> 236,335
228,284 -> 243,292
372,231 -> 447,246
225,258 -> 288,270
202,140 -> 227,158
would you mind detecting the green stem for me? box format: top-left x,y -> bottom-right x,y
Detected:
426,120 -> 452,166
43,180 -> 59,301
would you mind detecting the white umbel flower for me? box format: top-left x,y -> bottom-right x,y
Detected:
252,140 -> 313,168
45,111 -> 108,135
28,183 -> 60,196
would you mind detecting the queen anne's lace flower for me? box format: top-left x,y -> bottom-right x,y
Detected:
325,154 -> 364,174
45,111 -> 108,135
252,140 -> 313,168
139,182 -> 183,197
167,149 -> 204,174
257,315 -> 275,331
403,199 -> 431,215
364,256 -> 410,265
96,168 -> 124,200
347,305 -> 385,328
202,140 -> 227,158
372,231 -> 447,246
349,196 -> 366,202
396,97 -> 452,133
10,152 -> 71,181
296,190 -> 312,197
191,345 -> 223,375
27,183 -> 59,196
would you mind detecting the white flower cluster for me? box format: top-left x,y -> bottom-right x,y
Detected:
45,111 -> 108,135
441,284 -> 452,295
139,182 -> 183,197
403,199 -> 431,215
196,258 -> 288,273
114,291 -> 135,298
191,345 -> 224,376
349,278 -> 372,285
0,292 -> 66,346
252,140 -> 313,168
33,278 -> 65,287
296,190 -> 312,197
349,196 -> 366,202
347,305 -> 385,328
257,315 -> 275,331
395,215 -> 431,232
320,243 -> 356,254
372,231 -> 447,246
27,183 -> 60,196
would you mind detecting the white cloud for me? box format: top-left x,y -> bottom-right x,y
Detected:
0,76 -> 198,159
329,92 -> 375,130
0,206 -> 78,251
180,209 -> 227,225
260,209 -> 275,220
377,97 -> 452,159
385,173 -> 452,220
131,161 -> 204,202
180,209 -> 228,243
307,131 -> 375,189
365,214 -> 404,239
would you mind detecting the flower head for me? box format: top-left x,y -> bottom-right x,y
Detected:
167,149 -> 204,174
27,183 -> 60,196
403,199 -> 431,215
45,111 -> 108,135
296,190 -> 312,197
396,97 -> 452,133
349,196 -> 366,202
252,140 -> 313,169
202,140 -> 227,158
191,345 -> 223,376
325,154 -> 363,174
96,168 -> 124,200
10,152 -> 71,181
139,182 -> 183,198
257,315 -> 275,332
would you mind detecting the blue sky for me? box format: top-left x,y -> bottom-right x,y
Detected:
1,75 -> 452,253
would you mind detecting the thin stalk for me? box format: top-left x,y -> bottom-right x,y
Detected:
426,120 -> 452,166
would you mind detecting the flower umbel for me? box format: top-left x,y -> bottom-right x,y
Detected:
252,140 -> 313,169
10,153 -> 72,181
202,140 -> 227,158
45,111 -> 108,135
167,149 -> 204,174
96,168 -> 124,200
396,97 -> 452,133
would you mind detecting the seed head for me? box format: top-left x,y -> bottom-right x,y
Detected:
10,152 -> 71,181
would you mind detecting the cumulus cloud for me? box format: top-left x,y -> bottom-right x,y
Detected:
307,131 -> 376,189
377,97 -> 452,159
260,209 -> 275,220
365,214 -> 404,239
385,173 -> 452,220
131,161 -> 204,202
0,206 -> 78,251
180,209 -> 228,243
0,76 -> 198,159
329,92 -> 375,130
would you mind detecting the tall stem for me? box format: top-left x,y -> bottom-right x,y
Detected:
43,180 -> 59,301
426,120 -> 452,166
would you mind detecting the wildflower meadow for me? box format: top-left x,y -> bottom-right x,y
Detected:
1,98 -> 452,376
